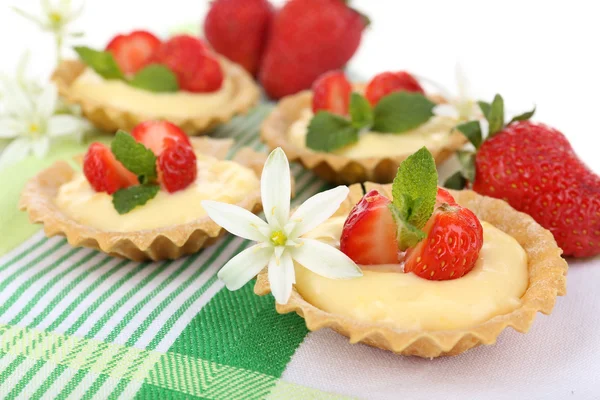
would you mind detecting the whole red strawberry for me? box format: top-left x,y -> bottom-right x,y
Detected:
106,30 -> 162,74
449,95 -> 600,257
158,141 -> 198,193
150,35 -> 223,93
365,71 -> 424,106
204,0 -> 274,76
84,143 -> 138,194
312,71 -> 352,115
259,0 -> 367,99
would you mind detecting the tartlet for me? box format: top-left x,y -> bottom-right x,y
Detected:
255,182 -> 568,358
52,56 -> 260,134
19,137 -> 264,261
261,86 -> 466,184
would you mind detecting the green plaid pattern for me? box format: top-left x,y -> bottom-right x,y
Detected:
0,105 -> 350,399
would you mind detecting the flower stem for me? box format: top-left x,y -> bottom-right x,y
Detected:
55,33 -> 63,63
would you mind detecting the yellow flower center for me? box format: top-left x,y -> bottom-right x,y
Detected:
29,123 -> 40,135
49,12 -> 62,24
270,230 -> 287,247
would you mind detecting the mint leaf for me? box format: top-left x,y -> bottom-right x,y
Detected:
372,92 -> 435,133
508,106 -> 536,125
74,46 -> 124,80
486,94 -> 505,136
392,146 -> 438,231
389,204 -> 426,251
112,185 -> 160,215
349,93 -> 373,129
455,120 -> 483,149
111,131 -> 157,181
477,101 -> 491,119
129,65 -> 179,93
306,112 -> 359,152
444,171 -> 467,190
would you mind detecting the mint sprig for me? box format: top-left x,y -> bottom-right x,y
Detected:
74,46 -> 124,80
372,92 -> 436,133
306,91 -> 436,152
108,131 -> 163,213
74,46 -> 180,93
306,93 -> 373,152
444,94 -> 536,189
111,131 -> 157,183
389,147 -> 438,250
129,65 -> 179,93
113,185 -> 160,215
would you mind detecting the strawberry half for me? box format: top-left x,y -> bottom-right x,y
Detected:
150,35 -> 223,93
404,203 -> 483,280
312,71 -> 352,115
83,143 -> 138,194
158,140 -> 198,193
365,71 -> 425,106
105,30 -> 162,75
131,121 -> 191,156
340,190 -> 400,265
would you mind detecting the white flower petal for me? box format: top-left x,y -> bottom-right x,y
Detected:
289,186 -> 349,237
479,118 -> 490,138
201,200 -> 269,242
268,251 -> 295,304
36,84 -> 58,118
0,118 -> 26,138
217,244 -> 273,291
47,114 -> 85,137
432,104 -> 459,119
1,77 -> 33,118
0,137 -> 32,170
261,147 -> 291,228
291,238 -> 362,279
31,137 -> 50,158
455,62 -> 470,99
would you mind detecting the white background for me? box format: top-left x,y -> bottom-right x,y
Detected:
1,1 -> 600,399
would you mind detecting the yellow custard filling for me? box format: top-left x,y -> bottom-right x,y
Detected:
54,154 -> 259,232
70,65 -> 235,119
295,217 -> 529,331
288,109 -> 457,159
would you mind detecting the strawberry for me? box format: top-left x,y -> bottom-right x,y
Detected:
105,30 -> 162,75
259,0 -> 367,99
150,35 -> 223,93
312,71 -> 352,115
364,71 -> 424,106
448,95 -> 600,257
158,141 -> 198,193
404,203 -> 483,280
83,143 -> 138,194
204,0 -> 274,76
131,121 -> 191,156
340,190 -> 400,265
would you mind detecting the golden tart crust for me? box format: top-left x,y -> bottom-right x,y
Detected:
52,57 -> 260,134
255,183 -> 568,358
261,87 -> 467,184
19,138 -> 264,261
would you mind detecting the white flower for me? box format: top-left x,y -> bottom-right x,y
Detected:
202,148 -> 363,304
426,64 -> 489,138
12,0 -> 85,61
0,82 -> 90,169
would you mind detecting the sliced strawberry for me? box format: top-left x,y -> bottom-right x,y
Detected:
83,143 -> 138,194
404,202 -> 483,281
131,121 -> 191,156
150,35 -> 223,93
364,71 -> 425,106
158,141 -> 198,193
436,187 -> 457,207
340,190 -> 400,265
312,71 -> 352,115
105,30 -> 162,75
